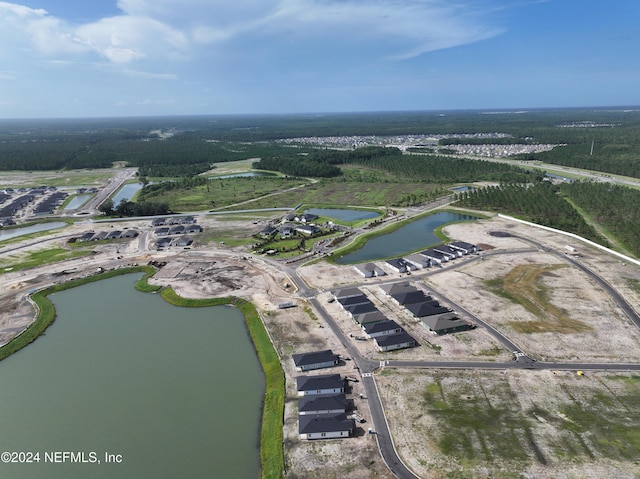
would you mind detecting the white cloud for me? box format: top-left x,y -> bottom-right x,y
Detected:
1,0 -> 502,68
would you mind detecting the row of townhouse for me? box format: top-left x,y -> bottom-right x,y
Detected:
332,288 -> 417,352
379,282 -> 474,335
154,224 -> 203,236
292,349 -> 355,440
150,215 -> 197,227
354,241 -> 477,277
74,229 -> 139,242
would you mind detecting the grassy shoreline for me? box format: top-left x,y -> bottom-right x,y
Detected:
330,208 -> 487,264
0,266 -> 284,479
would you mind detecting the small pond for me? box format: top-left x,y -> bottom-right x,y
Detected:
0,221 -> 67,241
63,194 -> 93,210
111,183 -> 142,205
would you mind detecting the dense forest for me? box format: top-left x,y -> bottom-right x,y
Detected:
454,182 -> 605,245
559,182 -> 640,257
255,146 -> 541,182
1,108 -> 639,179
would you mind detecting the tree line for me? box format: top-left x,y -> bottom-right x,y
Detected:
454,182 -> 606,245
559,181 -> 640,257
99,198 -> 171,217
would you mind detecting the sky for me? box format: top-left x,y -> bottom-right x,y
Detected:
0,0 -> 639,118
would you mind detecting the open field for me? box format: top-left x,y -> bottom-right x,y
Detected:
0,169 -> 117,188
376,369 -> 640,479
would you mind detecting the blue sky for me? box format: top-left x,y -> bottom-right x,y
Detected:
0,0 -> 639,118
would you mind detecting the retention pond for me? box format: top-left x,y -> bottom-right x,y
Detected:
336,211 -> 479,264
0,274 -> 264,479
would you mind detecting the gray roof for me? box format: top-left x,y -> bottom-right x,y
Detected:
353,311 -> 388,325
375,332 -> 416,347
385,258 -> 410,269
344,302 -> 378,316
421,249 -> 447,259
292,350 -> 339,367
405,301 -> 449,318
337,294 -> 370,307
363,320 -> 403,335
379,282 -> 417,296
298,413 -> 354,435
298,394 -> 347,414
422,316 -> 471,333
296,374 -> 344,392
391,290 -> 430,305
450,241 -> 476,250
332,287 -> 363,300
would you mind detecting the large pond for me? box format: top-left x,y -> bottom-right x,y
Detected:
0,274 -> 264,479
0,221 -> 67,241
306,208 -> 380,222
111,183 -> 142,205
336,211 -> 479,264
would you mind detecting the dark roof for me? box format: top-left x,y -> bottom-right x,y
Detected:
353,310 -> 387,325
391,290 -> 430,305
298,414 -> 354,435
337,294 -> 370,307
298,394 -> 347,414
422,316 -> 471,333
375,332 -> 416,347
260,226 -> 277,235
120,229 -> 139,238
379,282 -> 417,296
421,249 -> 447,259
173,236 -> 193,246
405,301 -> 450,318
450,241 -> 476,251
434,246 -> 459,256
344,302 -> 378,316
385,258 -> 410,269
296,374 -> 344,392
332,287 -> 363,300
292,350 -> 339,367
363,320 -> 403,335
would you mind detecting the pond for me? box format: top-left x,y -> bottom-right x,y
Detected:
0,274 -> 264,479
111,183 -> 142,205
0,221 -> 67,241
335,211 -> 479,264
63,194 -> 93,210
305,208 -> 381,222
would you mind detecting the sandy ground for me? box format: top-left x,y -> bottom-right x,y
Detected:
2,213 -> 640,478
